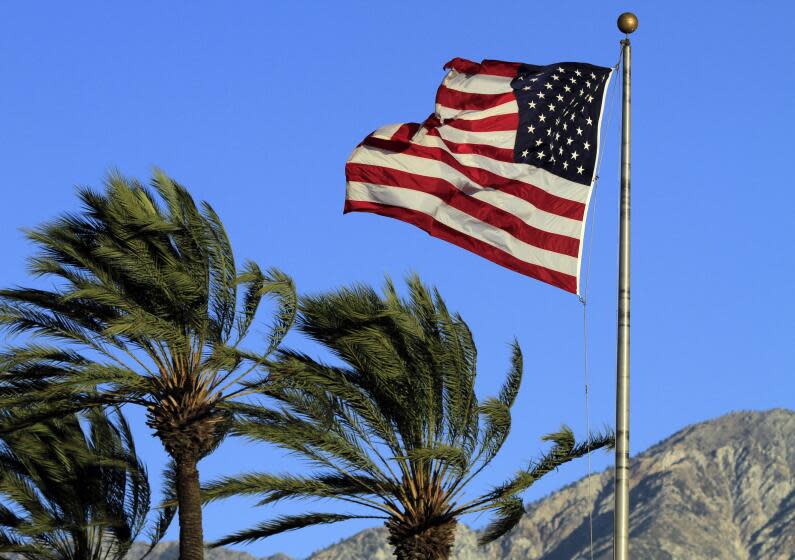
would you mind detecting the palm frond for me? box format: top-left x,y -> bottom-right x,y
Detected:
259,267 -> 297,358
201,472 -> 388,505
231,409 -> 383,478
484,427 -> 615,504
499,341 -> 523,407
200,199 -> 237,343
400,445 -> 468,474
477,497 -> 525,545
210,513 -> 380,547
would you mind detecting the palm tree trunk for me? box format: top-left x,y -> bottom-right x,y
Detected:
386,518 -> 457,560
175,455 -> 204,560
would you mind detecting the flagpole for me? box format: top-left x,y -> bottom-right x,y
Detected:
614,11 -> 637,560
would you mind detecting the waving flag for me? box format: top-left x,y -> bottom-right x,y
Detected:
345,58 -> 612,294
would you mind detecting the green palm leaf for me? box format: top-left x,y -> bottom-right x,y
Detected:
210,513 -> 381,548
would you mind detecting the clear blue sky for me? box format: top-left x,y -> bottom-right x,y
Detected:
1,2 -> 793,558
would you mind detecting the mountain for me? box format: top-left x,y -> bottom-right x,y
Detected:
131,409 -> 795,560
127,542 -> 292,560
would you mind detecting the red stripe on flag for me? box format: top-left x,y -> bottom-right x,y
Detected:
344,199 -> 577,293
445,112 -> 519,132
436,86 -> 515,112
362,135 -> 585,221
443,58 -> 522,78
346,163 -> 581,257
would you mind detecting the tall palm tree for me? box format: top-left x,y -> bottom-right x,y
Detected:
0,172 -> 296,560
203,276 -> 613,560
0,408 -> 168,560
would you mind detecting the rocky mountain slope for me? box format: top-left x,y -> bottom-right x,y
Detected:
131,409 -> 795,559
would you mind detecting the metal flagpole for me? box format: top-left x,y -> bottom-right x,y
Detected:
614,11 -> 637,560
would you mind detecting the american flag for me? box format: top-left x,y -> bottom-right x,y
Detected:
345,57 -> 612,294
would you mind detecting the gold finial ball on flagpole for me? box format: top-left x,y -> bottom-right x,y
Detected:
617,12 -> 638,34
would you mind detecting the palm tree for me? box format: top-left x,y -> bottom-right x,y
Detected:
0,171 -> 296,560
203,276 -> 613,560
0,408 -> 168,560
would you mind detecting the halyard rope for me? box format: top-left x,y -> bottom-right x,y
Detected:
578,51 -> 621,560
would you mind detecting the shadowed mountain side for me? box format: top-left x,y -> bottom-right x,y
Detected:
128,409 -> 795,560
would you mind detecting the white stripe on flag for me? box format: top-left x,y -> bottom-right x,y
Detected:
441,100 -> 519,121
436,99 -> 518,121
442,70 -> 514,95
435,126 -> 516,149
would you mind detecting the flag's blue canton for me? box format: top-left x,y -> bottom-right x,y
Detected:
512,63 -> 611,186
